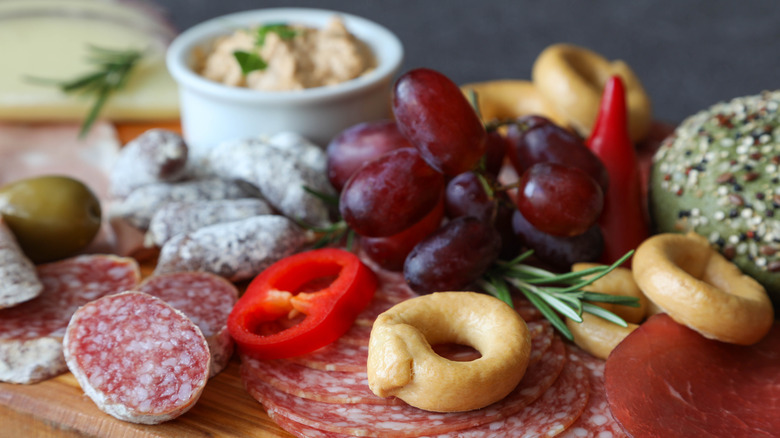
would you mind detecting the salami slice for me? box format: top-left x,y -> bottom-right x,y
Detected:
243,356 -> 399,405
134,271 -> 238,377
0,255 -> 139,383
560,345 -> 627,438
243,337 -> 567,437
430,356 -> 589,438
63,291 -> 210,424
0,218 -> 43,308
267,409 -> 352,438
605,313 -> 780,438
285,339 -> 369,372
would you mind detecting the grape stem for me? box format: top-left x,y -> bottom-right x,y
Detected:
481,249 -> 638,340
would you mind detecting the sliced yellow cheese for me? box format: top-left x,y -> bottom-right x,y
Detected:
0,0 -> 179,122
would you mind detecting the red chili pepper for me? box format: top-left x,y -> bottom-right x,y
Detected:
586,76 -> 649,265
227,248 -> 377,360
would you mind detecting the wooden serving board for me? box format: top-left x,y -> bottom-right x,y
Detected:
0,359 -> 292,438
0,121 -> 294,437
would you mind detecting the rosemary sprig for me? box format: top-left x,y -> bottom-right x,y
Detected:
480,250 -> 638,340
26,46 -> 144,138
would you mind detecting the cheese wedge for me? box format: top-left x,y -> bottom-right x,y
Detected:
0,0 -> 179,121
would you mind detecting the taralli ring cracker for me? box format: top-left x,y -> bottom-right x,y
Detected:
566,264 -> 647,359
460,79 -> 568,127
367,292 -> 531,412
632,232 -> 774,345
531,43 -> 652,143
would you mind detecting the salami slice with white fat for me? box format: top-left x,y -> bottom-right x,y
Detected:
560,345 -> 627,438
134,271 -> 238,377
243,337 -> 567,437
0,218 -> 43,308
0,255 -> 139,383
243,356 -> 398,405
63,291 -> 210,424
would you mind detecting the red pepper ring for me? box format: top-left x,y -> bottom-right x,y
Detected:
227,248 -> 377,360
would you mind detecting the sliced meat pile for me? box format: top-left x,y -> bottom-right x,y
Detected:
605,313 -> 780,438
239,266 -> 619,437
0,255 -> 140,383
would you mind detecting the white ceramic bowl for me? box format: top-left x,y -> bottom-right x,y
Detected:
166,8 -> 404,150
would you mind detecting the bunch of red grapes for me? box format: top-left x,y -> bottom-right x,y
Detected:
326,68 -> 609,293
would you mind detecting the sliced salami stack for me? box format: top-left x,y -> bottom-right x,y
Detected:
0,255 -> 140,384
239,267 -> 609,437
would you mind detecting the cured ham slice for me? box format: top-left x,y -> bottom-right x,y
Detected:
605,313 -> 780,438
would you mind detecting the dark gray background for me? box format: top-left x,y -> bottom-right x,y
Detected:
151,0 -> 780,124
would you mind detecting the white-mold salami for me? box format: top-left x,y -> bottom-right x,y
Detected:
145,198 -> 274,247
63,291 -> 210,424
0,255 -> 139,383
135,271 -> 238,377
154,215 -> 310,282
109,177 -> 259,230
205,137 -> 336,227
0,218 -> 43,309
109,129 -> 188,198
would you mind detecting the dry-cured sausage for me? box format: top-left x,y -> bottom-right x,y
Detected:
135,271 -> 238,377
63,291 -> 210,424
0,255 -> 139,383
153,215 -> 310,282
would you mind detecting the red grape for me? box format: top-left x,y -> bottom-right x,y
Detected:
505,115 -> 609,192
445,171 -> 496,222
515,162 -> 604,237
393,68 -> 487,176
483,130 -> 508,177
326,120 -> 411,192
511,208 -> 603,270
360,193 -> 445,271
404,216 -> 501,293
339,148 -> 444,237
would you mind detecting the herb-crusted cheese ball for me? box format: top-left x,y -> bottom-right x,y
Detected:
650,90 -> 780,304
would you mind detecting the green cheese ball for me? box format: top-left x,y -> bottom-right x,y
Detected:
649,91 -> 780,306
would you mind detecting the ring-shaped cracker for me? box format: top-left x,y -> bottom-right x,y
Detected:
532,43 -> 652,143
632,233 -> 774,345
367,292 -> 531,412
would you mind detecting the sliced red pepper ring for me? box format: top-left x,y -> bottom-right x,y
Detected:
227,248 -> 377,360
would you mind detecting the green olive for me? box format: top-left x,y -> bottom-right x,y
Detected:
0,175 -> 102,263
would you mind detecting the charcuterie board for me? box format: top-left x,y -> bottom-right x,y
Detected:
0,121 -> 293,437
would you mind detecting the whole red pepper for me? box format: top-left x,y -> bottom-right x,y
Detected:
586,76 -> 649,265
227,248 -> 377,360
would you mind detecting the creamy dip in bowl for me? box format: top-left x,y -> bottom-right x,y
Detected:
166,8 -> 403,149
